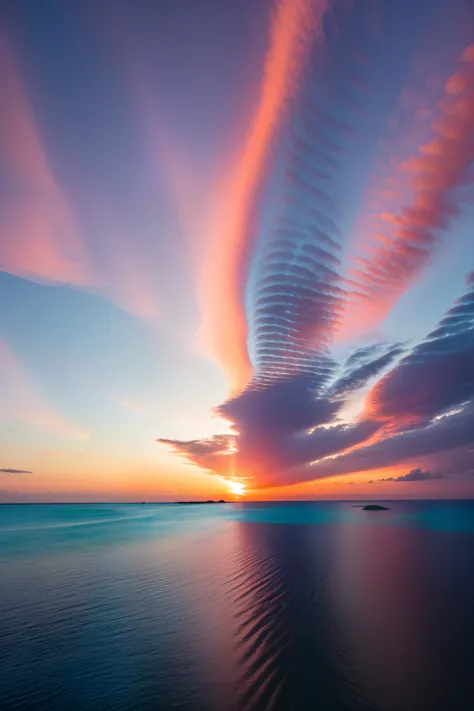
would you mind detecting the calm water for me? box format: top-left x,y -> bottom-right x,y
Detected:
1,501 -> 474,711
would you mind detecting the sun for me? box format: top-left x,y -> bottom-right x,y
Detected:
228,480 -> 246,497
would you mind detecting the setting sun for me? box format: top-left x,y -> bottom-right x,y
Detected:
228,480 -> 246,497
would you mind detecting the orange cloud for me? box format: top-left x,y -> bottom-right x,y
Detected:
0,27 -> 93,287
338,44 -> 474,339
199,0 -> 329,394
0,338 -> 87,440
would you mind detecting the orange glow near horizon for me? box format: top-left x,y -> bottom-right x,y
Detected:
227,480 -> 247,497
0,440 -> 463,502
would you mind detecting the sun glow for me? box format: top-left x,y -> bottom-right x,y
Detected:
228,480 -> 246,497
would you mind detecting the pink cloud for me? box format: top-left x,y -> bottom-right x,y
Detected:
338,44 -> 474,339
0,28 -> 162,321
0,27 -> 93,287
199,0 -> 330,394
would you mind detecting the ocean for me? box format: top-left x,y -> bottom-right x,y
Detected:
1,501 -> 473,711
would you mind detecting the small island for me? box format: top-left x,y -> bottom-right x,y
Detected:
362,504 -> 389,511
176,500 -> 227,505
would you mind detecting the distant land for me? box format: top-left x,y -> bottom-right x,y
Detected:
176,500 -> 227,505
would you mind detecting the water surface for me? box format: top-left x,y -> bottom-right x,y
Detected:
1,501 -> 473,710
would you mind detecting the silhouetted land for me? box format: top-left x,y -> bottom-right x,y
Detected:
362,504 -> 389,510
176,500 -> 226,505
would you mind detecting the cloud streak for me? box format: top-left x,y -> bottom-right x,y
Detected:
0,26 -> 163,322
200,0 -> 329,393
368,468 -> 443,483
366,269 -> 474,428
340,44 -> 474,337
0,27 -> 92,288
0,338 -> 87,440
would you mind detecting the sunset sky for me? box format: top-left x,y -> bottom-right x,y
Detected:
1,0 -> 474,502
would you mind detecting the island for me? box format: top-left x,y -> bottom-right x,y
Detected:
362,504 -> 389,511
176,500 -> 227,505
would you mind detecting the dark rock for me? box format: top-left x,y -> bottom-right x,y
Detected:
362,504 -> 389,511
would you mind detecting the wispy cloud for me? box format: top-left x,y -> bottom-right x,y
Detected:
0,338 -> 87,440
366,268 -> 474,428
0,27 -> 163,322
82,198 -> 161,320
339,44 -> 474,337
368,468 -> 443,483
0,27 -> 92,287
0,468 -> 32,474
330,343 -> 405,398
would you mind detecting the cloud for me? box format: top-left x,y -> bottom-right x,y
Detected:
160,271 -> 474,489
81,198 -> 161,320
158,365 -> 382,486
0,468 -> 32,474
159,435 -> 234,459
344,344 -> 387,368
156,3 -> 375,487
158,417 -> 380,488
368,468 -> 443,483
199,0 -> 330,393
0,27 -> 92,287
219,375 -> 339,436
157,28 -> 474,493
366,272 -> 474,427
331,343 -> 404,397
227,19 -> 370,398
307,403 -> 474,482
306,271 -> 474,482
0,28 -> 162,321
339,44 -> 474,336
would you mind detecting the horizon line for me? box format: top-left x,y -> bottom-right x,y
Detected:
1,497 -> 474,505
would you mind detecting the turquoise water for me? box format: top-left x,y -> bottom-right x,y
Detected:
1,501 -> 474,710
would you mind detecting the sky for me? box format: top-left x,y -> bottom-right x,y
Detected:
1,0 -> 474,502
